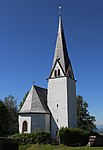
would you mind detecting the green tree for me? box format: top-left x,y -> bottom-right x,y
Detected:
4,95 -> 18,134
77,95 -> 96,131
19,91 -> 29,111
0,100 -> 9,136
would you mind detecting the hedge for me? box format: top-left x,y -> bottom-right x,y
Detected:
10,131 -> 50,145
58,127 -> 90,146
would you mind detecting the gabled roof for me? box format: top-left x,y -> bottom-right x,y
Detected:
19,85 -> 50,114
51,15 -> 75,79
49,58 -> 66,78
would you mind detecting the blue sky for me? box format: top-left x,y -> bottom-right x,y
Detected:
0,0 -> 103,126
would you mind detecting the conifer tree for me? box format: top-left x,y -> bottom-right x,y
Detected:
77,95 -> 96,131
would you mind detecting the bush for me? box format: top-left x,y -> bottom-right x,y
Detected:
58,127 -> 90,146
10,130 -> 50,145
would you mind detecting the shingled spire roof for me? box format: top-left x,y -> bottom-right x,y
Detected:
19,85 -> 50,114
51,14 -> 75,79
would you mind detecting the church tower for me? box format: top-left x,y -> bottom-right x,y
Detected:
48,10 -> 77,137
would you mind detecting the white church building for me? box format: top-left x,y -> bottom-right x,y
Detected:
18,12 -> 77,137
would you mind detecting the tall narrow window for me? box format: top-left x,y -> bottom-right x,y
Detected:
58,69 -> 60,76
22,121 -> 28,133
54,70 -> 57,77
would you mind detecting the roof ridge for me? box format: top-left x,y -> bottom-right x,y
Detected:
30,85 -> 34,112
34,85 -> 47,90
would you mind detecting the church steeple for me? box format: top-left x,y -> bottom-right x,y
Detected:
48,7 -> 77,137
50,8 -> 75,80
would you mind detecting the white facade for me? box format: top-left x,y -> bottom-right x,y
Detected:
31,113 -> 50,131
67,78 -> 77,127
48,76 -> 77,136
19,114 -> 31,133
19,113 -> 50,133
48,77 -> 68,136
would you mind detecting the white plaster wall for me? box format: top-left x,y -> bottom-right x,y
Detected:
67,78 -> 77,127
50,115 -> 58,137
45,114 -> 50,131
19,113 -> 50,133
31,114 -> 45,131
31,114 -> 50,132
19,114 -> 31,133
48,77 -> 68,136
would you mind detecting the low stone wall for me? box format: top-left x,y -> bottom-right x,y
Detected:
0,137 -> 19,150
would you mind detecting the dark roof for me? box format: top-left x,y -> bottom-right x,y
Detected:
51,15 -> 75,79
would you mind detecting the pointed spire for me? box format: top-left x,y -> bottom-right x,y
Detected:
50,8 -> 75,80
52,10 -> 70,74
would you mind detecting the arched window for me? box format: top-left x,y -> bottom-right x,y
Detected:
54,70 -> 57,77
58,69 -> 60,76
22,121 -> 28,133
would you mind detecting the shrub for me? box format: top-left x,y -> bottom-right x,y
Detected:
58,127 -> 90,146
10,130 -> 50,145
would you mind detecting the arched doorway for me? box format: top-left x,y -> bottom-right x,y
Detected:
22,121 -> 28,133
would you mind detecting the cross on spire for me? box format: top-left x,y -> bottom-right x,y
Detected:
59,5 -> 62,15
33,81 -> 35,85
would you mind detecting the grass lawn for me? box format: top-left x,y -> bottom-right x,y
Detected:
19,144 -> 31,150
19,144 -> 103,150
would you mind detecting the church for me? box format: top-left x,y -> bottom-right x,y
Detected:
18,10 -> 77,137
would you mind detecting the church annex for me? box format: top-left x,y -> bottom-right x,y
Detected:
19,11 -> 77,137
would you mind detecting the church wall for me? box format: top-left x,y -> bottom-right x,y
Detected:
50,115 -> 58,137
31,114 -> 45,131
19,113 -> 50,134
19,114 -> 31,133
31,113 -> 50,132
67,78 -> 77,127
45,114 -> 50,131
48,77 -> 68,137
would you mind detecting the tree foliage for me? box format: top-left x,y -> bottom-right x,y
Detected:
4,95 -> 18,135
10,131 -> 50,145
58,127 -> 89,146
0,100 -> 10,136
0,95 -> 18,136
77,95 -> 96,131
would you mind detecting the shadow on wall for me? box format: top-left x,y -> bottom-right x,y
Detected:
50,115 -> 59,137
